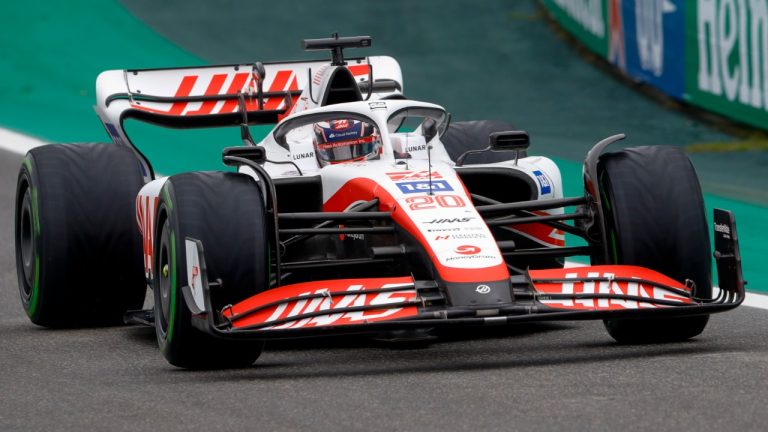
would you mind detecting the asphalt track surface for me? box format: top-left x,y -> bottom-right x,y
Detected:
0,138 -> 766,432
3,1 -> 768,431
1,140 -> 767,431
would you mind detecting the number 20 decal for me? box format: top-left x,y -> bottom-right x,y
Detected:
406,195 -> 466,210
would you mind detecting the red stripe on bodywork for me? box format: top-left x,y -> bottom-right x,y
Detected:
167,75 -> 197,115
323,178 -> 509,283
144,196 -> 151,272
261,70 -> 293,111
348,64 -> 370,76
277,76 -> 301,120
226,276 -> 418,330
219,72 -> 251,113
186,74 -> 228,115
136,195 -> 146,269
513,210 -> 565,247
130,75 -> 198,115
530,265 -> 693,310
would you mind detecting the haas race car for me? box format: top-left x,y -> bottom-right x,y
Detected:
15,35 -> 744,368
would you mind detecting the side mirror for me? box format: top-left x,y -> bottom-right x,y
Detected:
222,146 -> 266,167
489,130 -> 530,151
422,118 -> 438,142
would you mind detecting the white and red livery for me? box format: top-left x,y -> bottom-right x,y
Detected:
64,35 -> 745,366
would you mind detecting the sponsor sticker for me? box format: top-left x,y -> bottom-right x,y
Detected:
184,239 -> 206,312
105,123 -> 125,146
426,228 -> 461,233
291,151 -> 315,160
386,171 -> 443,181
455,245 -> 481,255
228,280 -> 418,330
476,285 -> 491,294
369,101 -> 387,110
317,136 -> 375,149
424,217 -> 474,224
452,233 -> 487,240
533,170 -> 552,195
397,180 -> 453,194
714,222 -> 730,235
445,254 -> 498,262
331,119 -> 351,130
434,233 -> 486,241
405,144 -> 427,152
531,267 -> 693,310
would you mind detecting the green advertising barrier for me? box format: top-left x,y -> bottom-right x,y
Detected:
685,1 -> 768,131
542,0 -> 768,292
541,0 -> 768,131
540,0 -> 609,56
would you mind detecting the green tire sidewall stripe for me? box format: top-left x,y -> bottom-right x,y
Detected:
599,184 -> 620,264
22,156 -> 41,318
162,188 -> 173,213
168,229 -> 177,343
158,184 -> 178,346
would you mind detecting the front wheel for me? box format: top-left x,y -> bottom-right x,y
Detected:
598,146 -> 711,343
153,171 -> 269,369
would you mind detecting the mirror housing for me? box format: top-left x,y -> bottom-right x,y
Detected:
489,130 -> 530,151
222,146 -> 266,167
422,118 -> 438,142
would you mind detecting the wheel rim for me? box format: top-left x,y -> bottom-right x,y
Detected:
157,221 -> 172,335
18,187 -> 34,300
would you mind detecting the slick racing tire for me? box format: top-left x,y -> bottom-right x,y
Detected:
598,146 -> 712,343
441,120 -> 527,164
15,144 -> 147,327
154,171 -> 268,369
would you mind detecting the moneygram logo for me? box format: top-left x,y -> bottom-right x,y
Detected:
455,245 -> 481,255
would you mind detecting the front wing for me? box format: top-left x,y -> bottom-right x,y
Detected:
187,209 -> 744,340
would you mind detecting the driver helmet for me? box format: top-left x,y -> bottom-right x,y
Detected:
312,119 -> 381,166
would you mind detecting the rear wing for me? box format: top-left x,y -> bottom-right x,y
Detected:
95,56 -> 402,130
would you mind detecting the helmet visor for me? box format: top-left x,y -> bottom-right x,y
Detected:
313,120 -> 380,165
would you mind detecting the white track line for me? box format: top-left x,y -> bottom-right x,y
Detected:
0,129 -> 765,311
0,127 -> 45,155
743,291 -> 768,309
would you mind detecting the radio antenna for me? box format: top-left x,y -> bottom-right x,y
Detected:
427,144 -> 434,195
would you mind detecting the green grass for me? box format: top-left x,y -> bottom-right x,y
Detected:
687,133 -> 768,153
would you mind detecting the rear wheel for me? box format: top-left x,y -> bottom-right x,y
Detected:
598,146 -> 711,343
15,144 -> 146,327
153,171 -> 269,369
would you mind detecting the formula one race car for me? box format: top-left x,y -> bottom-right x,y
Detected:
14,35 -> 744,368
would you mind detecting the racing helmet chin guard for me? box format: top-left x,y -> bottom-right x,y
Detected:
312,119 -> 381,166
